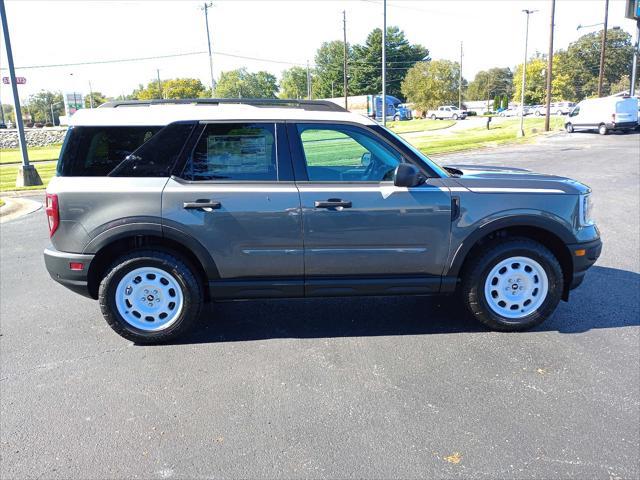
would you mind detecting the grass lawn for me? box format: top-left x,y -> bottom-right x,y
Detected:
387,118 -> 455,134
0,162 -> 58,192
0,144 -> 62,164
408,117 -> 565,155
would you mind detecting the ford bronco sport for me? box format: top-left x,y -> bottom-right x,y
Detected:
44,99 -> 602,343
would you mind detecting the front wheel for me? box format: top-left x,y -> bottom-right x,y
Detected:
461,239 -> 563,331
99,250 -> 203,343
453,114 -> 459,120
430,114 -> 437,120
565,123 -> 574,133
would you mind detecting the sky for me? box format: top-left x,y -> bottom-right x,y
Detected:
0,0 -> 637,104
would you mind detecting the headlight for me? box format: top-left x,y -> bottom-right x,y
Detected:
580,193 -> 594,226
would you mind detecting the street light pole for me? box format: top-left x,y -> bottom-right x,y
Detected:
459,41 -> 463,109
381,0 -> 387,126
544,0 -> 556,131
88,80 -> 94,108
202,2 -> 216,95
519,9 -> 536,137
343,10 -> 348,110
597,0 -> 610,97
632,19 -> 639,96
0,0 -> 42,186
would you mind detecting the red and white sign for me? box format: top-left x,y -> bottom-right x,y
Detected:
2,76 -> 27,85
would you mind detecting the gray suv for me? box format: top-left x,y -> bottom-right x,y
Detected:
43,99 -> 602,343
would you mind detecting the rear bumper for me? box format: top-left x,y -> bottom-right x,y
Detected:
567,238 -> 602,290
43,247 -> 95,298
607,121 -> 637,130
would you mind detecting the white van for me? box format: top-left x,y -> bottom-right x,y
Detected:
565,96 -> 639,135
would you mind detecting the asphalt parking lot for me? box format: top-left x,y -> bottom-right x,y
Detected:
1,131 -> 638,479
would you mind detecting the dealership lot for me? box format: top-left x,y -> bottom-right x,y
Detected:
1,132 -> 638,479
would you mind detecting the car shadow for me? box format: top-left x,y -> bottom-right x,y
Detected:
167,266 -> 639,345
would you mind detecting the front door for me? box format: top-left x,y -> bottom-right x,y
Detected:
162,122 -> 304,298
288,122 -> 452,296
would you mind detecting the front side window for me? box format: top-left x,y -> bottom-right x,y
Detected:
183,123 -> 277,181
297,124 -> 402,182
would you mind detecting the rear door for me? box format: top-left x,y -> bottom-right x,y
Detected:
288,122 -> 452,296
162,122 -> 304,298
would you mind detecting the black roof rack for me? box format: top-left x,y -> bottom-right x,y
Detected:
98,98 -> 347,112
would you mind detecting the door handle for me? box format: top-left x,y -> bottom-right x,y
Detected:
314,199 -> 352,209
183,200 -> 221,211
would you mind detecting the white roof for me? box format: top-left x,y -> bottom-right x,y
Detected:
69,103 -> 377,127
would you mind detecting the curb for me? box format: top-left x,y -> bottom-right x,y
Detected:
0,196 -> 43,223
0,189 -> 46,198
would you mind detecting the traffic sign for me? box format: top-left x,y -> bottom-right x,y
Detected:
2,76 -> 26,85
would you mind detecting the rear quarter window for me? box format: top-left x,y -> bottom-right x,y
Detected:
57,126 -> 161,176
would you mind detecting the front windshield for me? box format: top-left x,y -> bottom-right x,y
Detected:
381,127 -> 450,177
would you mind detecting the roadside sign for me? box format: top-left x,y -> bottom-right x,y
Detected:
2,76 -> 26,84
64,92 -> 84,116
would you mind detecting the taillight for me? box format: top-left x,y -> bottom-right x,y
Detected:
612,113 -> 616,123
45,193 -> 59,237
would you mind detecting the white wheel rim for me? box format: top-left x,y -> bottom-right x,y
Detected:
115,267 -> 184,331
483,256 -> 549,320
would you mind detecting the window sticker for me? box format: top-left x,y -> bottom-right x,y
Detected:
206,135 -> 269,173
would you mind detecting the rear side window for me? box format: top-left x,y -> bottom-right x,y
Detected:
58,126 -> 161,176
182,123 -> 277,181
109,123 -> 196,177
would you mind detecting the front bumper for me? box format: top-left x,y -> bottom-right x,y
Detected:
43,247 -> 95,298
567,238 -> 602,290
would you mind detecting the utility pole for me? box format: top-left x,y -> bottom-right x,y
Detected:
381,0 -> 387,126
0,0 -> 41,186
88,80 -> 94,108
519,9 -> 536,137
0,103 -> 5,126
632,19 -> 639,96
597,0 -> 610,97
201,2 -> 216,95
156,69 -> 163,99
306,61 -> 311,99
544,0 -> 556,131
343,10 -> 348,110
458,41 -> 463,109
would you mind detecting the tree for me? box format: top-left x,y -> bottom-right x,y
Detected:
501,94 -> 508,110
84,91 -> 108,108
512,57 -> 547,105
279,66 -> 308,99
609,75 -> 640,95
131,78 -> 207,100
401,59 -> 462,111
493,96 -> 500,111
554,29 -> 635,100
215,68 -> 278,98
1,104 -> 15,123
313,41 -> 351,98
351,26 -> 429,99
25,90 -> 64,124
467,67 -> 513,101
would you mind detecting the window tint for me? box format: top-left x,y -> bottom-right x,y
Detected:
297,124 -> 402,182
109,123 -> 195,177
183,123 -> 277,181
58,126 -> 161,176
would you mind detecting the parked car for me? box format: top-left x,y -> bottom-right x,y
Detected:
0,123 -> 6,129
44,98 -> 601,343
499,107 -> 522,117
427,105 -> 467,120
565,96 -> 638,135
551,102 -> 576,115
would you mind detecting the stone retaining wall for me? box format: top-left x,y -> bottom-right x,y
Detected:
0,128 -> 68,149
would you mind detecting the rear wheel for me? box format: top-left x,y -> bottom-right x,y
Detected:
393,115 -> 400,121
565,123 -> 574,133
453,114 -> 459,120
461,239 -> 563,331
430,114 -> 437,120
99,250 -> 203,343
598,123 -> 608,135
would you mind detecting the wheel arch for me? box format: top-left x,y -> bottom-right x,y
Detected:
448,216 -> 575,300
85,227 -> 218,300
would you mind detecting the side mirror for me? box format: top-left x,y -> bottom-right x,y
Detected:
361,152 -> 372,167
393,163 -> 425,187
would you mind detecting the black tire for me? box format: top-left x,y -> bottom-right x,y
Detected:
430,114 -> 437,120
99,250 -> 203,343
460,238 -> 563,332
565,123 -> 574,133
393,115 -> 400,122
598,123 -> 608,135
453,114 -> 459,120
